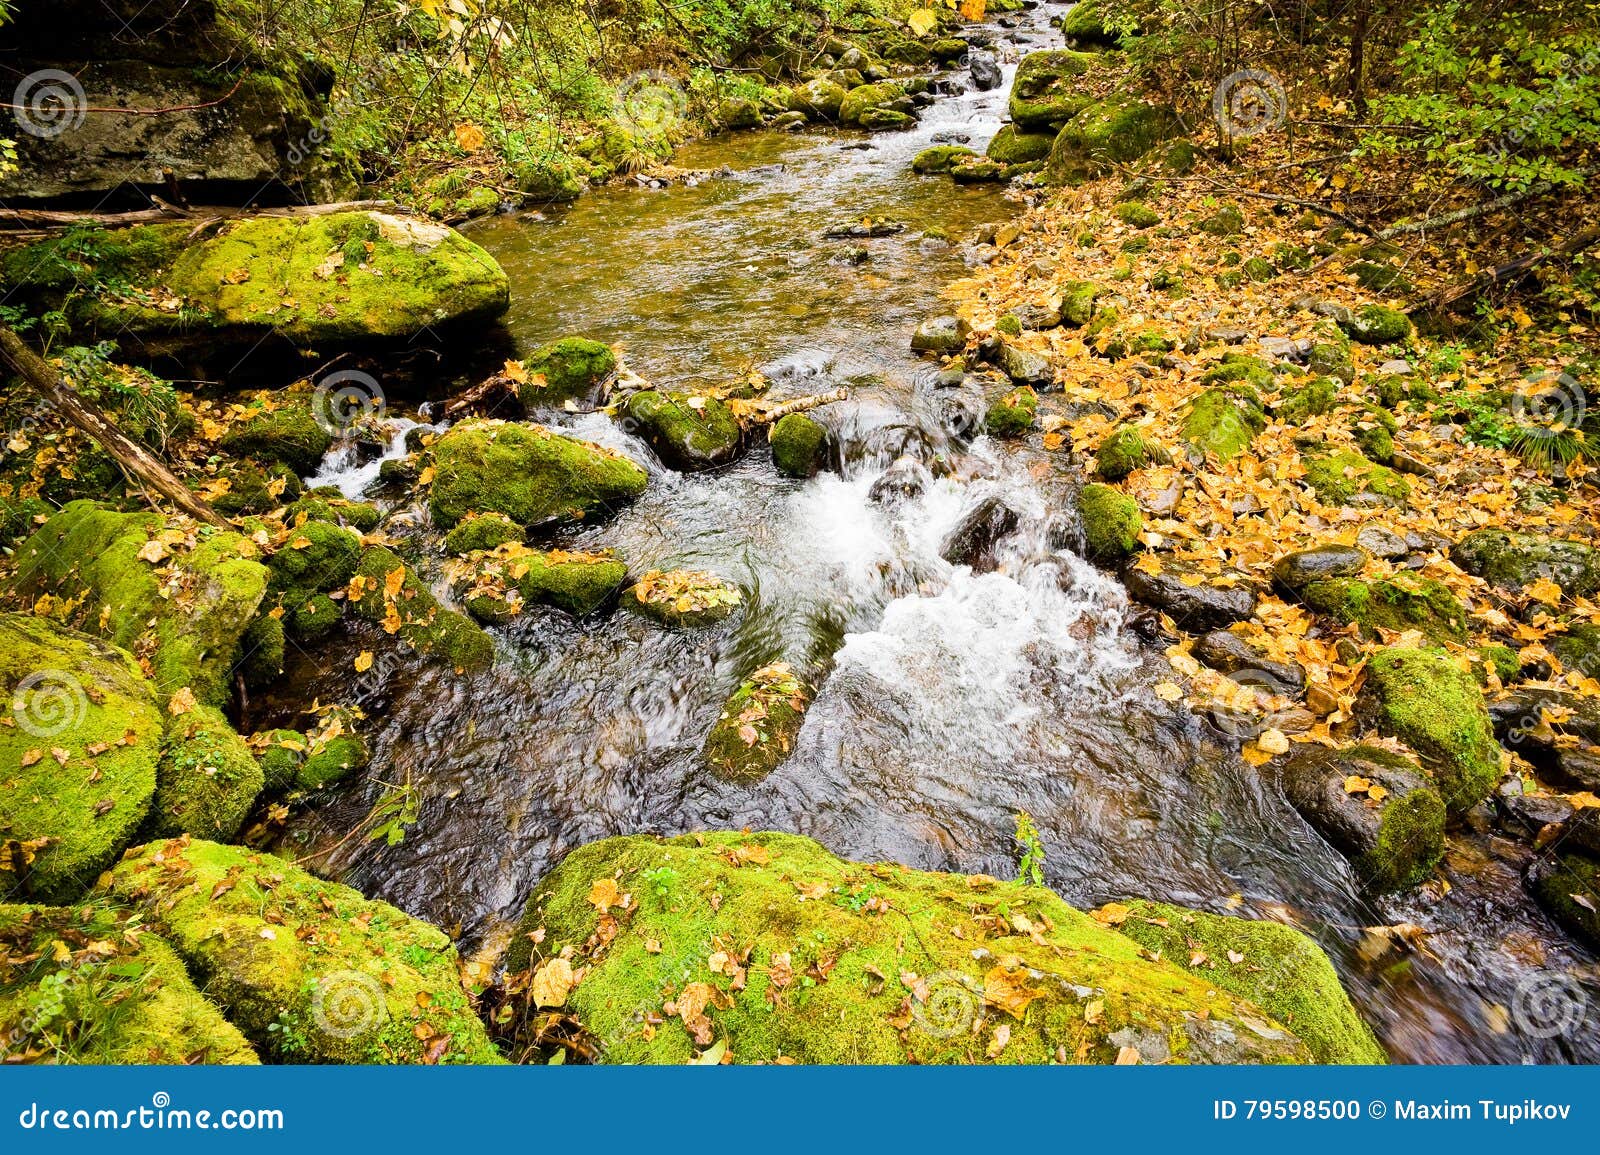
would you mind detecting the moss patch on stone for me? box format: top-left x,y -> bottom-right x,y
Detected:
1008,50 -> 1099,128
522,337 -> 616,407
350,546 -> 494,671
703,663 -> 811,783
1079,483 -> 1142,561
1303,451 -> 1411,507
1450,529 -> 1600,598
985,126 -> 1054,166
769,413 -> 829,478
1180,385 -> 1266,460
151,704 -> 264,841
620,570 -> 744,628
1299,577 -> 1468,642
624,390 -> 744,472
456,544 -> 627,619
218,400 -> 331,474
442,512 -> 523,556
985,386 -> 1038,438
913,145 -> 978,174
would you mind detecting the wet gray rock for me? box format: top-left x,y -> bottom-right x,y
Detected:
1195,630 -> 1305,694
1259,336 -> 1311,362
1013,302 -> 1063,330
969,52 -> 1003,91
998,343 -> 1053,386
1271,545 -> 1368,593
1354,525 -> 1408,559
1120,559 -> 1258,632
869,456 -> 933,506
1494,781 -> 1575,844
940,495 -> 1021,573
1452,529 -> 1600,598
911,315 -> 972,355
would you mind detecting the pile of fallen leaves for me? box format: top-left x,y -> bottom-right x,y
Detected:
628,568 -> 742,614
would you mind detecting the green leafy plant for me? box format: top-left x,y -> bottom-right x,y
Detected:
1013,809 -> 1046,887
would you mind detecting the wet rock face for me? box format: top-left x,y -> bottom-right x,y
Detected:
1120,558 -> 1258,632
1194,629 -> 1305,693
1271,545 -> 1368,593
940,494 -> 1022,573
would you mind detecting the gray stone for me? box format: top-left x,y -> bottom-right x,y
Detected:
1271,545 -> 1368,592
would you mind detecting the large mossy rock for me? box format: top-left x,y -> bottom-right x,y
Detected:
789,78 -> 849,120
1007,50 -> 1099,129
11,501 -> 269,706
522,337 -> 617,408
1451,529 -> 1600,599
0,615 -> 162,903
1180,385 -> 1266,460
428,420 -> 648,529
104,838 -> 502,1064
1045,97 -> 1178,185
838,81 -> 907,126
703,663 -> 811,782
0,903 -> 257,1064
1,213 -> 510,352
1299,577 -> 1468,643
985,124 -> 1056,165
349,546 -> 493,671
1112,902 -> 1386,1064
1357,647 -> 1502,813
1079,483 -> 1142,561
150,704 -> 264,841
458,545 -> 628,619
217,398 -> 332,474
1303,451 -> 1410,508
1281,745 -> 1446,893
623,390 -> 744,471
504,832 -> 1314,1064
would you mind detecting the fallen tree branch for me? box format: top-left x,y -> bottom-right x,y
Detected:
444,373 -> 519,418
0,327 -> 229,528
744,388 -> 849,426
1410,227 -> 1600,318
1377,178 -> 1575,239
0,199 -> 411,231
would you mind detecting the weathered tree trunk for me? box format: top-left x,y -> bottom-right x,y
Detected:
1412,228 -> 1600,318
0,328 -> 229,528
0,199 -> 410,232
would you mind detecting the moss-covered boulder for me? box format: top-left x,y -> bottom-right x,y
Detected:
1281,745 -> 1445,893
11,501 -> 269,706
1307,323 -> 1355,384
1008,50 -> 1099,129
1115,201 -> 1161,228
1045,97 -> 1178,185
623,390 -> 744,472
0,616 -> 162,903
1277,376 -> 1340,423
0,903 -> 257,1064
429,420 -> 648,529
151,704 -> 263,841
1357,646 -> 1502,813
1059,0 -> 1128,46
249,729 -> 307,794
1112,902 -> 1385,1064
349,546 -> 494,671
1079,483 -> 1142,561
265,519 -> 362,604
913,145 -> 978,174
522,338 -> 617,408
442,512 -> 523,556
788,77 -> 849,121
985,386 -> 1038,437
769,413 -> 830,478
1303,451 -> 1410,508
504,831 -> 1315,1064
104,838 -> 501,1063
1180,385 -> 1266,460
621,570 -> 744,628
457,545 -> 627,619
218,400 -> 332,474
838,81 -> 906,126
911,315 -> 971,354
985,125 -> 1055,165
1450,529 -> 1600,599
287,493 -> 381,532
1095,425 -> 1162,481
1339,305 -> 1411,346
704,663 -> 810,783
1527,852 -> 1600,949
2,213 -> 510,352
1299,578 -> 1468,642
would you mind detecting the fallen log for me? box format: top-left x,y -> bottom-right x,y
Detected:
0,327 -> 229,528
734,388 -> 850,426
0,199 -> 411,231
1410,227 -> 1600,318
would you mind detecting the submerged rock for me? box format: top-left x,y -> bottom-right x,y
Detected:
621,570 -> 743,629
703,664 -> 810,782
0,903 -> 257,1064
1280,745 -> 1446,893
504,831 -> 1316,1064
458,545 -> 627,619
1113,901 -> 1386,1064
0,616 -> 163,903
105,838 -> 502,1064
624,390 -> 744,471
429,420 -> 648,529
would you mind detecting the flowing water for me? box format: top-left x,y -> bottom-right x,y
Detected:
268,3 -> 1599,1063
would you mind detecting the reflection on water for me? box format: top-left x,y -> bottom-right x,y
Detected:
272,3 -> 1600,1064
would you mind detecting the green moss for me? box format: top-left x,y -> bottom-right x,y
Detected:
769,413 -> 829,478
1095,425 -> 1159,480
286,495 -> 380,532
236,611 -> 285,689
298,733 -> 369,792
218,401 -> 331,474
505,832 -> 1314,1064
266,520 -> 362,602
839,81 -> 905,126
0,616 -> 162,903
1008,50 -> 1099,128
1360,646 -> 1502,813
1363,782 -> 1447,892
1079,483 -> 1142,561
104,839 -> 502,1064
1181,385 -> 1266,460
624,391 -> 743,471
1300,578 -> 1468,642
789,78 -> 848,121
428,420 -> 648,529
949,155 -> 1011,183
913,145 -> 978,174
1450,529 -> 1600,598
1115,201 -> 1161,228
442,512 -> 523,555
1340,305 -> 1411,346
1242,256 -> 1277,282
985,386 -> 1038,438
250,729 -> 306,793
1303,452 -> 1410,507
985,126 -> 1054,166
1198,204 -> 1245,236
703,664 -> 811,783
1045,96 -> 1178,185
522,337 -> 617,407
620,570 -> 743,628
350,546 -> 494,671
1475,644 -> 1523,684
1276,376 -> 1339,424
1308,323 -> 1355,382
1060,280 -> 1100,326
1202,354 -> 1275,391
12,502 -> 270,706
290,592 -> 341,639
0,903 -> 257,1065
462,548 -> 628,619
1529,853 -> 1600,949
1114,902 -> 1386,1065
151,704 -> 264,841
996,314 -> 1024,337
210,460 -> 303,516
